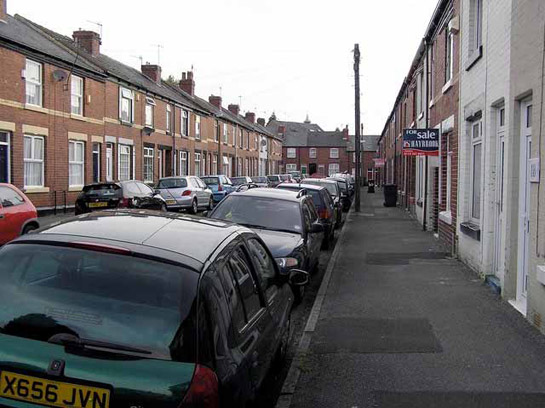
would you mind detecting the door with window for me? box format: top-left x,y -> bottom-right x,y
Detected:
0,132 -> 9,183
494,108 -> 506,282
517,101 -> 533,310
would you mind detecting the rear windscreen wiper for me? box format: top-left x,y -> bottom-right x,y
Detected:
48,333 -> 152,355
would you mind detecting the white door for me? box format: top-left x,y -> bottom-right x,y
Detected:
0,132 -> 10,183
493,108 -> 506,282
517,101 -> 532,311
106,143 -> 113,182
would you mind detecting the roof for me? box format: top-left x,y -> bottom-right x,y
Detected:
266,119 -> 323,146
306,131 -> 348,147
347,134 -> 380,152
229,188 -> 304,202
36,210 -> 243,264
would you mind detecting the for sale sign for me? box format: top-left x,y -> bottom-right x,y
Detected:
403,129 -> 439,156
373,158 -> 385,167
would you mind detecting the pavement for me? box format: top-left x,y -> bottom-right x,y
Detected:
283,189 -> 545,408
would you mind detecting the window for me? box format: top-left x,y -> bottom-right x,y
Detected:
120,88 -> 134,123
92,143 -> 100,183
470,0 -> 483,52
309,148 -> 317,159
180,151 -> 188,176
417,71 -> 424,115
287,148 -> 296,158
24,135 -> 44,188
445,27 -> 454,83
118,145 -> 131,181
223,123 -> 228,143
214,121 -> 219,142
471,120 -> 482,221
145,97 -> 155,127
223,155 -> 229,175
195,115 -> 201,140
182,110 -> 189,136
166,105 -> 172,133
71,75 -> 84,116
229,247 -> 262,321
328,163 -> 340,176
143,147 -> 154,183
239,129 -> 243,148
195,152 -> 201,177
213,154 -> 218,174
286,163 -> 297,172
330,148 -> 339,159
247,239 -> 277,301
68,141 -> 85,187
0,186 -> 25,207
106,143 -> 113,182
25,60 -> 42,107
232,125 -> 236,145
245,158 -> 249,176
429,44 -> 435,100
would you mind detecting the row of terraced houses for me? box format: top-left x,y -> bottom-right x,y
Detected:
0,0 -> 282,212
377,0 -> 545,335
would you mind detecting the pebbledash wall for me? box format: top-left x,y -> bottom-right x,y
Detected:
0,4 -> 282,212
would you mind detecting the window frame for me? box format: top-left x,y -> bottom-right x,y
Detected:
166,105 -> 172,133
445,26 -> 454,83
120,87 -> 134,123
92,142 -> 100,183
25,59 -> 43,107
328,163 -> 340,176
71,75 -> 84,116
329,148 -> 339,159
309,148 -> 317,159
23,135 -> 45,188
145,97 -> 155,128
143,147 -> 154,183
195,114 -> 201,140
180,151 -> 188,176
118,144 -> 132,181
68,140 -> 85,188
195,152 -> 201,177
223,123 -> 228,143
470,120 -> 483,222
182,110 -> 189,137
287,148 -> 296,159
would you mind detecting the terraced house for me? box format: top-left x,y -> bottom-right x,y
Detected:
0,0 -> 282,212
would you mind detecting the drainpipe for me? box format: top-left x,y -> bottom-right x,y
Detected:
423,39 -> 431,231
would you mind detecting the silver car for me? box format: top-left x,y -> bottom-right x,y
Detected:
156,176 -> 214,214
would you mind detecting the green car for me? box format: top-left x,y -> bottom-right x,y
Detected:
0,211 -> 307,407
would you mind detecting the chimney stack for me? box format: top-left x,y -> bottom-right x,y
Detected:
228,104 -> 240,116
257,118 -> 266,126
342,125 -> 349,141
72,30 -> 101,57
245,112 -> 256,123
141,63 -> 162,84
180,71 -> 195,96
278,125 -> 286,134
209,95 -> 222,108
0,0 -> 7,22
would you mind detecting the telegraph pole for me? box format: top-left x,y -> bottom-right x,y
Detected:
354,44 -> 361,212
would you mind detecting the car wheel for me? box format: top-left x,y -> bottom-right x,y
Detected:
190,199 -> 198,214
22,224 -> 38,235
293,285 -> 305,305
160,203 -> 167,212
274,316 -> 291,370
207,197 -> 214,210
321,233 -> 330,250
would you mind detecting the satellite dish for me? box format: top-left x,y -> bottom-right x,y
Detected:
261,139 -> 267,146
52,70 -> 68,82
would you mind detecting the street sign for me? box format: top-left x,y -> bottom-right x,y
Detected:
373,158 -> 385,167
403,129 -> 439,156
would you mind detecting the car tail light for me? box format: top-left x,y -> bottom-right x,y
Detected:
180,365 -> 219,408
70,242 -> 132,255
318,208 -> 330,219
182,190 -> 193,196
217,184 -> 223,191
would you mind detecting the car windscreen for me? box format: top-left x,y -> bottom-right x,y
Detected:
278,186 -> 324,209
333,180 -> 348,193
201,177 -> 219,185
158,178 -> 188,189
230,177 -> 247,186
211,196 -> 303,234
267,176 -> 280,181
0,244 -> 198,362
82,184 -> 121,197
302,180 -> 338,197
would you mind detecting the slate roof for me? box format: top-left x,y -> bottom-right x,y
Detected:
347,134 -> 380,152
266,118 -> 345,148
306,131 -> 347,147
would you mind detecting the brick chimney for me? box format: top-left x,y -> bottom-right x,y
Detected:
278,125 -> 286,134
228,104 -> 240,116
180,72 -> 195,96
209,95 -> 222,108
245,112 -> 256,123
257,118 -> 266,126
0,0 -> 7,22
72,30 -> 101,57
343,125 -> 349,141
141,63 -> 162,84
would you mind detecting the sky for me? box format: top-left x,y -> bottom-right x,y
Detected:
9,0 -> 438,135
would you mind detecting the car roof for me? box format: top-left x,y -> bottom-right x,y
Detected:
277,183 -> 325,192
21,210 -> 246,265
302,178 -> 338,185
159,176 -> 189,180
228,187 -> 304,202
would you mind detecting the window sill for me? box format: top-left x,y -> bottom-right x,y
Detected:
68,186 -> 83,192
439,210 -> 452,225
120,120 -> 133,127
70,113 -> 86,121
24,104 -> 47,114
442,79 -> 453,94
24,187 -> 50,194
460,221 -> 481,241
465,46 -> 483,71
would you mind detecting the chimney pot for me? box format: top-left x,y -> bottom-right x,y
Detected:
72,30 -> 101,57
228,104 -> 240,116
141,64 -> 162,84
209,95 -> 222,108
257,118 -> 266,126
245,112 -> 256,124
179,71 -> 195,96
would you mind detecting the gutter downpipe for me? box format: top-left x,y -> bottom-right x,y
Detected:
423,38 -> 431,231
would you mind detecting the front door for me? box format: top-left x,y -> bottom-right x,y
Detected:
0,132 -> 10,183
517,101 -> 532,313
494,108 -> 506,282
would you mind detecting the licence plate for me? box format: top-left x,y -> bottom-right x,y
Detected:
166,199 -> 176,205
0,371 -> 110,408
88,202 -> 109,208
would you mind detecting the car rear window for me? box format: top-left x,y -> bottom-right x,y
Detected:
158,178 -> 188,189
230,177 -> 247,186
252,177 -> 267,183
278,186 -> 324,209
302,180 -> 338,196
267,175 -> 280,181
279,175 -> 290,181
201,177 -> 219,185
82,184 -> 121,197
0,244 -> 198,362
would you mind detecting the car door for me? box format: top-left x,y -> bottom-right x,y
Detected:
0,186 -> 27,242
195,177 -> 209,205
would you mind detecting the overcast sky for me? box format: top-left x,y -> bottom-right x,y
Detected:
10,0 -> 437,134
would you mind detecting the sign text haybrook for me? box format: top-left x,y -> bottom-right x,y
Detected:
402,129 -> 439,156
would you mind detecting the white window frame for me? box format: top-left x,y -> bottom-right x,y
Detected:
143,147 -> 154,183
25,60 -> 43,107
120,88 -> 134,123
195,115 -> 201,140
309,148 -> 317,159
328,163 -> 340,176
213,154 -> 218,174
68,140 -> 85,188
0,132 -> 10,183
166,105 -> 172,133
24,135 -> 44,188
330,148 -> 339,159
180,151 -> 188,176
182,110 -> 189,136
471,0 -> 483,52
287,148 -> 296,159
118,144 -> 132,181
71,75 -> 84,116
223,123 -> 228,143
92,142 -> 100,183
232,125 -> 236,145
145,97 -> 155,127
106,143 -> 113,182
470,120 -> 483,222
445,27 -> 454,83
286,163 -> 297,172
195,152 -> 201,177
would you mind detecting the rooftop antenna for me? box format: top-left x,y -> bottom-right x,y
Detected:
219,86 -> 222,97
131,55 -> 144,66
86,20 -> 103,38
152,44 -> 164,65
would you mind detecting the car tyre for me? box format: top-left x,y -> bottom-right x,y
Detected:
274,316 -> 291,370
208,197 -> 214,210
190,199 -> 198,214
321,233 -> 330,250
160,203 -> 167,212
22,224 -> 38,235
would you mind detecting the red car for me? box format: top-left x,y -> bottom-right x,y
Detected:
0,183 -> 40,245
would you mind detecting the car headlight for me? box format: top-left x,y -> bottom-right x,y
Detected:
276,257 -> 299,269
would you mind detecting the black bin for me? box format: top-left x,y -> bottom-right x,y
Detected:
367,180 -> 375,193
383,184 -> 397,207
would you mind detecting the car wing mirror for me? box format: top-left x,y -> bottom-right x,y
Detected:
289,269 -> 309,287
310,222 -> 324,234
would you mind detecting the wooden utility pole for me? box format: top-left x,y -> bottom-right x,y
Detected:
354,44 -> 361,212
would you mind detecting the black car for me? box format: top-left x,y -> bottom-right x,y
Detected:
301,178 -> 343,228
327,177 -> 352,212
0,210 -> 307,407
208,188 -> 324,302
277,183 -> 336,249
75,181 -> 166,215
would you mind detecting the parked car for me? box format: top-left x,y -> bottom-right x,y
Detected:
288,171 -> 302,182
251,176 -> 270,187
156,176 -> 213,214
0,210 -> 308,407
208,188 -> 324,302
267,175 -> 282,187
327,176 -> 352,212
277,183 -> 336,249
0,183 -> 39,245
332,173 -> 355,196
230,176 -> 254,186
280,174 -> 295,183
201,175 -> 234,203
301,178 -> 343,228
74,181 -> 167,215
